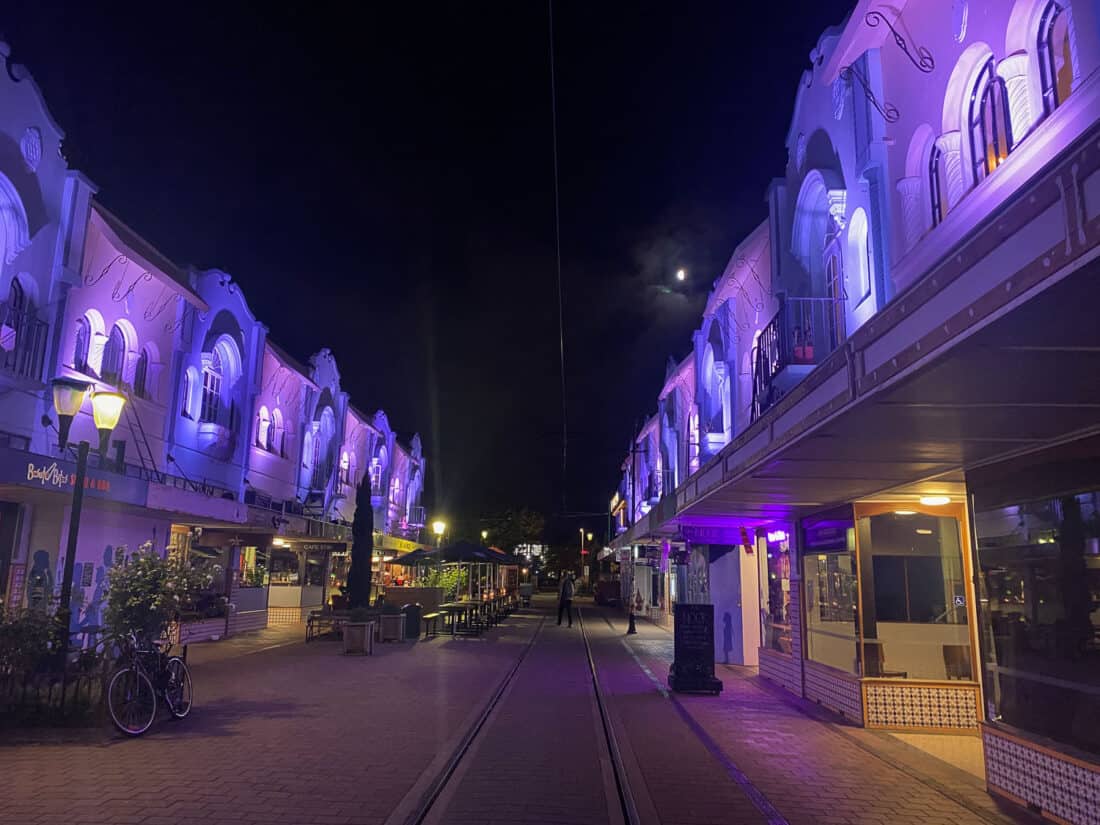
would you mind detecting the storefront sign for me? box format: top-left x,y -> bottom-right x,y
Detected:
0,446 -> 148,507
681,524 -> 741,546
669,603 -> 722,694
802,519 -> 852,553
300,542 -> 345,554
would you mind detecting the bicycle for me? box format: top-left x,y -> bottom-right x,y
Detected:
105,630 -> 193,736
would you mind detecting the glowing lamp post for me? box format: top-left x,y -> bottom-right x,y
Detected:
481,529 -> 488,542
432,520 -> 446,574
51,378 -> 126,637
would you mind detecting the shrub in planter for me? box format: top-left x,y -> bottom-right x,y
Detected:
342,607 -> 373,655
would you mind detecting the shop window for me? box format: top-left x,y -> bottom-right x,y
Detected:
759,529 -> 793,654
181,543 -> 229,620
304,550 -> 326,587
857,512 -> 970,680
328,550 -> 350,597
802,512 -> 859,675
268,548 -> 300,586
974,490 -> 1100,756
239,546 -> 268,588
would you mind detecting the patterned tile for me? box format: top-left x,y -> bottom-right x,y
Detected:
864,682 -> 979,731
804,659 -> 863,723
984,727 -> 1100,825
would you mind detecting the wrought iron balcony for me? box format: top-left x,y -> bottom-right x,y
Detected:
0,302 -> 47,382
407,505 -> 426,527
751,294 -> 846,422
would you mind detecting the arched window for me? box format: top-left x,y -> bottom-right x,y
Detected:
846,209 -> 872,304
929,144 -> 946,227
133,348 -> 149,398
824,253 -> 846,349
969,57 -> 1014,185
200,349 -> 223,423
256,405 -> 271,449
1038,1 -> 1072,115
339,450 -> 350,484
101,324 -> 126,385
181,369 -> 195,418
271,408 -> 285,456
8,278 -> 25,313
73,316 -> 91,373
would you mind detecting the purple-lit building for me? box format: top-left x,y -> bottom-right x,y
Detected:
610,2 -> 1100,819
0,40 -> 426,641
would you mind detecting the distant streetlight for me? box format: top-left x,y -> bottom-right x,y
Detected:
51,378 -> 125,639
675,268 -> 686,282
481,529 -> 488,541
432,520 -> 446,573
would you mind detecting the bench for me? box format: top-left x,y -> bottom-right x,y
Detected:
421,611 -> 443,639
306,610 -> 348,642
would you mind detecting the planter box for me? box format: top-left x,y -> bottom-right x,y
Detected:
342,621 -> 375,655
175,617 -> 226,645
378,613 -> 404,643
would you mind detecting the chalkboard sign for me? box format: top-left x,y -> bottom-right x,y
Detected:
668,603 -> 723,694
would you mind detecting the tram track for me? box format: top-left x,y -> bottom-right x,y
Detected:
395,604 -> 637,825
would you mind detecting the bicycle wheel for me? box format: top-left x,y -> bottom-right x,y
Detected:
164,656 -> 193,719
106,667 -> 157,736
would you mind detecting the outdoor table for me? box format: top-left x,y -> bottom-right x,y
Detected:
440,602 -> 478,637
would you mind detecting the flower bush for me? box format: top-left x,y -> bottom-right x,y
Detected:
105,543 -> 221,642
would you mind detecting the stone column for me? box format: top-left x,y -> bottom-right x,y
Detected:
935,131 -> 965,210
895,176 -> 923,254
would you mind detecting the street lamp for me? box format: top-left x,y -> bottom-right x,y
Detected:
432,520 -> 446,573
481,529 -> 488,542
51,378 -> 126,638
675,268 -> 686,282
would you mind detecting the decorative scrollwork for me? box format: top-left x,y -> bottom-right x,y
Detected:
840,63 -> 900,123
866,10 -> 934,73
144,287 -> 178,322
111,268 -> 153,303
85,254 -> 127,287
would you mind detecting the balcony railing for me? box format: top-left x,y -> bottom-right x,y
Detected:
0,302 -> 47,382
407,505 -> 426,527
751,294 -> 845,422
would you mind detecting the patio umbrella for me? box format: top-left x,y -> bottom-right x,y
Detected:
385,547 -> 433,566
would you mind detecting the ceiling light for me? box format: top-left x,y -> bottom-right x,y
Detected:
894,510 -> 915,516
915,528 -> 933,535
919,496 -> 951,506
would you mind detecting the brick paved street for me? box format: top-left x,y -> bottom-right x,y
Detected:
1,598 -> 1040,825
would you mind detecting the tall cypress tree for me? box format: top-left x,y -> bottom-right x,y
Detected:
346,480 -> 374,609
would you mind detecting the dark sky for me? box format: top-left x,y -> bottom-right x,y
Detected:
6,1 -> 851,535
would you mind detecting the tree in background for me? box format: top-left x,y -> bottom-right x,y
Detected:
345,481 -> 374,609
487,508 -> 545,552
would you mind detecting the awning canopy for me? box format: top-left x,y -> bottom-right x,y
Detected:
679,255 -> 1100,525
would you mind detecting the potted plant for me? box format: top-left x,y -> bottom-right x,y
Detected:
342,607 -> 373,655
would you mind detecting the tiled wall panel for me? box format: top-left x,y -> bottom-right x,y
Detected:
984,726 -> 1100,825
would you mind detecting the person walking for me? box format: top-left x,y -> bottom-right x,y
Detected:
558,572 -> 575,627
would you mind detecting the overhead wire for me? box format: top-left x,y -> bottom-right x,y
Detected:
548,0 -> 567,513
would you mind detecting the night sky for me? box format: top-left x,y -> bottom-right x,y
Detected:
6,2 -> 851,535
